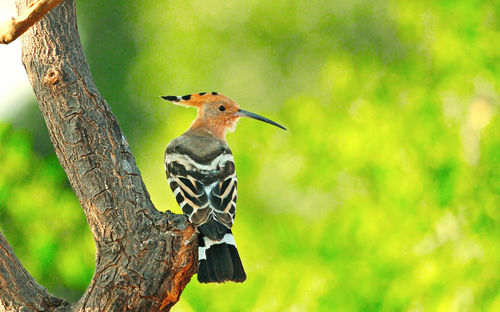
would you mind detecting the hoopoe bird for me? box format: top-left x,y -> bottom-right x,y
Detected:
162,92 -> 286,283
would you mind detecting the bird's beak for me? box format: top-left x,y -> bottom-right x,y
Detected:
236,109 -> 287,130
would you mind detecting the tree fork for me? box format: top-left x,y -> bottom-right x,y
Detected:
0,0 -> 197,310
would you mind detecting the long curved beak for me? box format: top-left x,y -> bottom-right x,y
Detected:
236,109 -> 287,130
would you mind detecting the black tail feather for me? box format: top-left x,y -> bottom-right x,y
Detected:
197,232 -> 246,283
228,245 -> 246,282
198,219 -> 228,241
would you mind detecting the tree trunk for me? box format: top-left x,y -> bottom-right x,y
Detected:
0,0 -> 197,310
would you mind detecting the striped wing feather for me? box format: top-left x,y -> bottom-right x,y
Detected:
166,150 -> 237,238
210,175 -> 237,225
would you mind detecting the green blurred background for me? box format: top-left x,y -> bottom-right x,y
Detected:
1,0 -> 499,310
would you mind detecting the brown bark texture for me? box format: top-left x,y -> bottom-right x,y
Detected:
0,0 -> 64,44
0,0 -> 198,311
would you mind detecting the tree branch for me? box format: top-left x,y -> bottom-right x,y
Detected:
0,232 -> 70,311
0,0 -> 198,310
0,0 -> 64,44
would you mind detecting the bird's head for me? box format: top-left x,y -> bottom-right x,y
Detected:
162,92 -> 286,140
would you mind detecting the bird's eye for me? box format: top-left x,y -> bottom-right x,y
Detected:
218,106 -> 226,111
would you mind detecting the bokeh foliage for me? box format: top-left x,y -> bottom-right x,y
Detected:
0,124 -> 94,300
1,0 -> 499,310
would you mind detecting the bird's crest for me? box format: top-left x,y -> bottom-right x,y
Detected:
161,92 -> 286,140
161,92 -> 221,108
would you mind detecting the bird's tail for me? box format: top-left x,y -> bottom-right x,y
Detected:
197,230 -> 246,283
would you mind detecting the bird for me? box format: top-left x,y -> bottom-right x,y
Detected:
162,92 -> 286,283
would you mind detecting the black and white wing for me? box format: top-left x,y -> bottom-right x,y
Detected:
164,134 -> 246,283
165,141 -> 237,241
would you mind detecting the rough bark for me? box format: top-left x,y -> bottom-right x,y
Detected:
0,233 -> 69,311
0,0 -> 64,44
0,0 -> 197,311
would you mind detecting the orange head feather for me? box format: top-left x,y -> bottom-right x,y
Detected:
162,92 -> 286,141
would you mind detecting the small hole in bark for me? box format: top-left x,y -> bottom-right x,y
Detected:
44,69 -> 61,85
